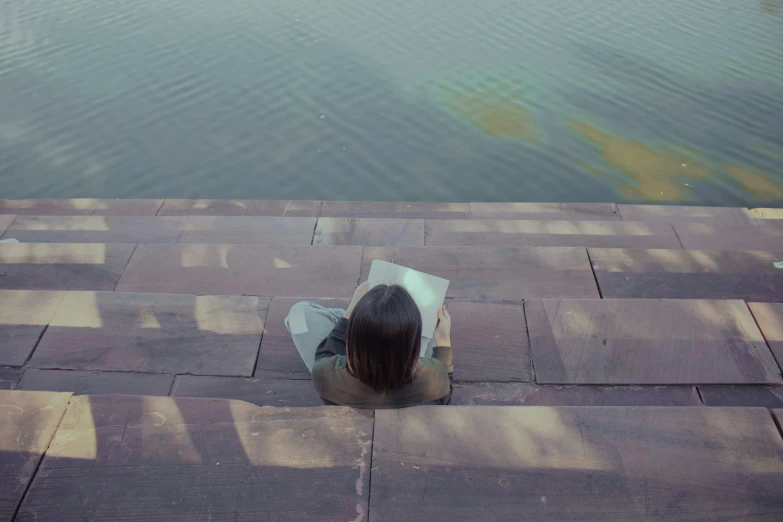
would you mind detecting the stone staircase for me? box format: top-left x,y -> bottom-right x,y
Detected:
2,199 -> 783,520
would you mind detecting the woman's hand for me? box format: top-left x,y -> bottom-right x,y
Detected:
433,304 -> 451,347
343,281 -> 370,318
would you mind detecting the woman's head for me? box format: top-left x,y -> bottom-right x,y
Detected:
346,284 -> 422,393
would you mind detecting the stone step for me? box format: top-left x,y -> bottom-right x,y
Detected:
616,203 -> 754,224
360,246 -> 600,299
424,219 -> 682,248
16,215 -> 780,251
2,215 -> 318,245
2,199 -> 770,226
3,290 -> 781,389
589,247 -> 783,302
673,221 -> 783,251
371,405 -> 783,521
4,391 -> 782,520
0,198 -> 163,216
0,243 -> 136,291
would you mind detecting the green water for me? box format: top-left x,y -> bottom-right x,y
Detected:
1,0 -> 782,204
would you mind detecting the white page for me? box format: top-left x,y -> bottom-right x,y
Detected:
367,260 -> 449,338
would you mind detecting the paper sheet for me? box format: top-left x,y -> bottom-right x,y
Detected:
367,260 -> 449,338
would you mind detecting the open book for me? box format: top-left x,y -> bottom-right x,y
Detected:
367,260 -> 450,340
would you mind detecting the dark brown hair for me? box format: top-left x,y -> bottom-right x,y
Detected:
346,284 -> 421,393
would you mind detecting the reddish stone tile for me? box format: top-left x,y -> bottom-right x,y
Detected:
470,202 -> 620,221
698,386 -> 783,408
157,199 -> 322,217
256,297 -> 350,379
749,208 -> 783,220
360,247 -> 599,299
617,204 -> 752,224
674,223 -> 783,251
172,375 -> 322,407
0,290 -> 64,366
371,407 -> 783,521
313,218 -> 424,246
0,243 -> 136,291
589,248 -> 783,302
527,299 -> 781,385
748,302 -> 783,370
177,216 -> 316,245
0,215 -> 14,236
2,215 -> 187,243
447,301 -> 530,382
116,244 -> 363,296
425,219 -> 681,248
18,369 -> 174,396
320,201 -> 471,219
19,395 -> 372,520
452,384 -> 700,406
0,199 -> 163,216
29,292 -> 269,376
0,390 -> 72,521
0,367 -> 22,389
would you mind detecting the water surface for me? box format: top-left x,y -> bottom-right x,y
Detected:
1,0 -> 782,204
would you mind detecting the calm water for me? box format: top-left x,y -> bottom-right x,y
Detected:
1,0 -> 782,204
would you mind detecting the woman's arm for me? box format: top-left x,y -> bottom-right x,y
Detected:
433,305 -> 454,404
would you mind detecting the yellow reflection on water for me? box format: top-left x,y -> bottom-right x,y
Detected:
433,84 -> 540,144
570,120 -> 712,201
725,164 -> 783,200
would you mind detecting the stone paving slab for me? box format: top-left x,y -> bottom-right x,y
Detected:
29,291 -> 268,376
370,406 -> 783,521
314,218 -> 424,246
361,247 -> 599,299
452,384 -> 700,406
0,243 -> 136,291
470,202 -> 620,221
589,248 -> 783,302
116,244 -> 363,296
446,300 -> 530,382
527,299 -> 782,385
320,201 -> 470,219
748,302 -> 783,368
0,199 -> 163,216
425,219 -> 681,248
748,208 -> 783,220
698,386 -> 783,408
157,199 -> 322,217
256,297 -> 350,379
617,204 -> 752,224
172,375 -> 323,407
2,215 -> 188,244
0,290 -> 64,366
178,216 -> 317,245
0,390 -> 72,521
0,367 -> 21,390
674,222 -> 783,251
0,215 -> 14,237
18,369 -> 174,396
17,396 -> 372,521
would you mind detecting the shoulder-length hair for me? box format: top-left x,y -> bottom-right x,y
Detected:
346,284 -> 421,392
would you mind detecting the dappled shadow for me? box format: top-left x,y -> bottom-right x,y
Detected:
369,406 -> 783,521
526,298 -> 782,385
588,247 -> 783,302
0,242 -> 135,291
8,394 -> 372,520
114,243 -> 362,297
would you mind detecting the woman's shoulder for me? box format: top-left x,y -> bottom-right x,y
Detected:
413,358 -> 451,396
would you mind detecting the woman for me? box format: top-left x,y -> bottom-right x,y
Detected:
285,282 -> 453,408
